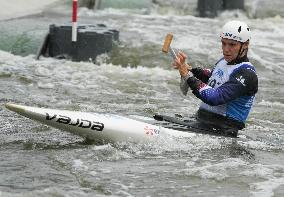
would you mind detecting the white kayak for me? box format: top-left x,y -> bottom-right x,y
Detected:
5,103 -> 195,143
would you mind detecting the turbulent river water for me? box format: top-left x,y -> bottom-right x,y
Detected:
0,1 -> 284,196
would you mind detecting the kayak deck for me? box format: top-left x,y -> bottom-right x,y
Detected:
153,114 -> 238,138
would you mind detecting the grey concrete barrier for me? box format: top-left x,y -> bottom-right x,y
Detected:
37,24 -> 119,62
198,0 -> 245,17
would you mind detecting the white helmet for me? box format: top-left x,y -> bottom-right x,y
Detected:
221,20 -> 251,43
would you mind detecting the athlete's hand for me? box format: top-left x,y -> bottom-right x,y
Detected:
172,51 -> 192,69
172,51 -> 185,69
173,52 -> 192,78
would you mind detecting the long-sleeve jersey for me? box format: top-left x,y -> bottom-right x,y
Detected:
181,57 -> 258,124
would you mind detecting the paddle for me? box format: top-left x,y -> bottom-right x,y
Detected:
162,33 -> 178,60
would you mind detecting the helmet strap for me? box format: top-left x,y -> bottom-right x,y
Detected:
237,43 -> 245,59
228,42 -> 246,65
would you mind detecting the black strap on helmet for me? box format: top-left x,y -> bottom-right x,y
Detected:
228,42 -> 248,65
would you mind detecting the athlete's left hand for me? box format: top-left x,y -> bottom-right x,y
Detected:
174,52 -> 191,78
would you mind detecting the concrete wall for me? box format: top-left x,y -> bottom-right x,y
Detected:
0,0 -> 60,21
153,0 -> 198,15
0,0 -> 283,21
154,0 -> 284,18
245,0 -> 284,18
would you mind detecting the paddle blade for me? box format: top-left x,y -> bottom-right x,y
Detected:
162,33 -> 173,53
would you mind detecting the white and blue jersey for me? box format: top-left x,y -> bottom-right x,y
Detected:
185,57 -> 258,124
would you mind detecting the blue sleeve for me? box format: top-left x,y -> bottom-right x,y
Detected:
186,67 -> 258,106
195,80 -> 246,106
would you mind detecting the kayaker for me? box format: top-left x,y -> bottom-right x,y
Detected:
173,20 -> 258,137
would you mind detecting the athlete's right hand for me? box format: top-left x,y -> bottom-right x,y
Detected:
172,51 -> 192,71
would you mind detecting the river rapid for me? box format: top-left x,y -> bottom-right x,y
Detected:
0,1 -> 283,196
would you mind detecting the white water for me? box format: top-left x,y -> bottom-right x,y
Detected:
0,1 -> 284,197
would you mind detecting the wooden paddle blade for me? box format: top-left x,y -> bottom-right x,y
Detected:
162,33 -> 173,53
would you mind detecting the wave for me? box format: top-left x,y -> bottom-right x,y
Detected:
258,100 -> 284,108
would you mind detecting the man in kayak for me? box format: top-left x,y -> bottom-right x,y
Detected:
173,20 -> 258,137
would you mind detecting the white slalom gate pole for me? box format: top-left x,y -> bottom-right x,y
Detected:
72,0 -> 78,42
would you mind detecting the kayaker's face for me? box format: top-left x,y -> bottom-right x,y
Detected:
221,38 -> 243,62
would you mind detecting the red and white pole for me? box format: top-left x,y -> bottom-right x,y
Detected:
72,0 -> 78,42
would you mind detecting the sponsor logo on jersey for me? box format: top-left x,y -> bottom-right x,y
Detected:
236,76 -> 246,86
215,69 -> 224,78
